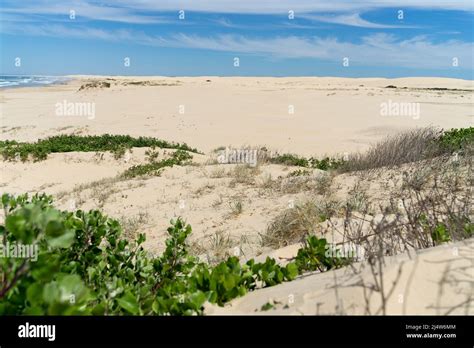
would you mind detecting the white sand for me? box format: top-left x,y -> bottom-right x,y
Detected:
205,238 -> 474,315
1,76 -> 472,155
1,76 -> 472,314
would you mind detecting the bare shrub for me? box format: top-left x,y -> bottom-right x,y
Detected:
315,172 -> 334,196
228,164 -> 261,187
118,211 -> 150,240
331,155 -> 472,258
339,127 -> 442,173
228,198 -> 244,216
190,230 -> 236,265
325,156 -> 472,314
280,176 -> 315,194
208,166 -> 226,178
261,201 -> 326,248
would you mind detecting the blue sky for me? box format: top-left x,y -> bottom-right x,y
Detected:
1,0 -> 473,78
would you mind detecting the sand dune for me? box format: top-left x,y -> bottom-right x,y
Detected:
205,238 -> 474,315
1,76 -> 472,315
1,76 -> 472,156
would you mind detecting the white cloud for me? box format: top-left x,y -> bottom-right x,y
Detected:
165,33 -> 472,69
0,1 -> 170,24
3,22 -> 471,70
301,13 -> 418,29
103,0 -> 474,14
1,0 -> 472,25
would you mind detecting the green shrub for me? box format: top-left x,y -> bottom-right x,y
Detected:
121,150 -> 193,178
0,193 -> 348,316
295,235 -> 351,272
0,134 -> 199,162
437,127 -> 474,153
339,127 -> 474,173
269,153 -> 309,167
270,153 -> 343,171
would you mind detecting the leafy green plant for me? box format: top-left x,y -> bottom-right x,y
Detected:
269,153 -> 343,171
145,146 -> 160,163
431,224 -> 451,244
0,193 -> 349,316
295,235 -> 351,273
437,127 -> 474,153
0,134 -> 199,162
270,153 -> 309,167
111,145 -> 128,160
287,169 -> 312,177
121,150 -> 193,178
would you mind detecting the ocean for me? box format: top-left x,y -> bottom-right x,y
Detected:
0,75 -> 69,88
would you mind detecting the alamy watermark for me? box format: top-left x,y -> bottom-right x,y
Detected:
380,99 -> 420,120
325,243 -> 365,261
217,147 -> 258,167
0,242 -> 39,261
55,99 -> 95,120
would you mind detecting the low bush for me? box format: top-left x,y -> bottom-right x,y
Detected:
261,201 -> 326,249
0,134 -> 199,162
437,127 -> 474,153
339,127 -> 474,173
269,154 -> 343,171
121,150 -> 193,178
0,193 -> 348,315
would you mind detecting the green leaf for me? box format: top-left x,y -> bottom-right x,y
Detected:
43,282 -> 60,305
26,283 -> 43,305
46,229 -> 75,248
117,291 -> 140,315
285,262 -> 299,280
223,273 -> 235,291
45,220 -> 65,237
189,291 -> 207,310
58,274 -> 89,304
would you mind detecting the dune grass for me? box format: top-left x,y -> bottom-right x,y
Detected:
338,127 -> 473,173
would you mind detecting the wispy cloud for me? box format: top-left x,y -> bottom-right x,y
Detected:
0,1 -> 170,24
168,33 -> 472,69
301,13 -> 418,29
91,0 -> 474,14
1,0 -> 473,25
3,22 -> 470,70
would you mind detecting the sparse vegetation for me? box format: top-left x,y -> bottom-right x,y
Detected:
118,212 -> 150,240
1,127 -> 472,316
0,193 -> 348,315
228,165 -> 260,186
287,169 -> 312,177
280,176 -> 315,194
208,167 -> 226,179
437,127 -> 474,153
269,153 -> 343,171
111,145 -> 128,160
261,201 -> 326,249
0,134 -> 199,162
121,150 -> 193,178
229,199 -> 244,216
339,127 -> 473,173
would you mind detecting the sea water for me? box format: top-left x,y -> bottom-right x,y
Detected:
0,75 -> 69,88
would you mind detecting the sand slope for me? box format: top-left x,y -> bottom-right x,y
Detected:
0,76 -> 472,315
205,238 -> 474,315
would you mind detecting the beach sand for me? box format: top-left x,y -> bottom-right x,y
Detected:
1,76 -> 472,314
1,76 -> 472,155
